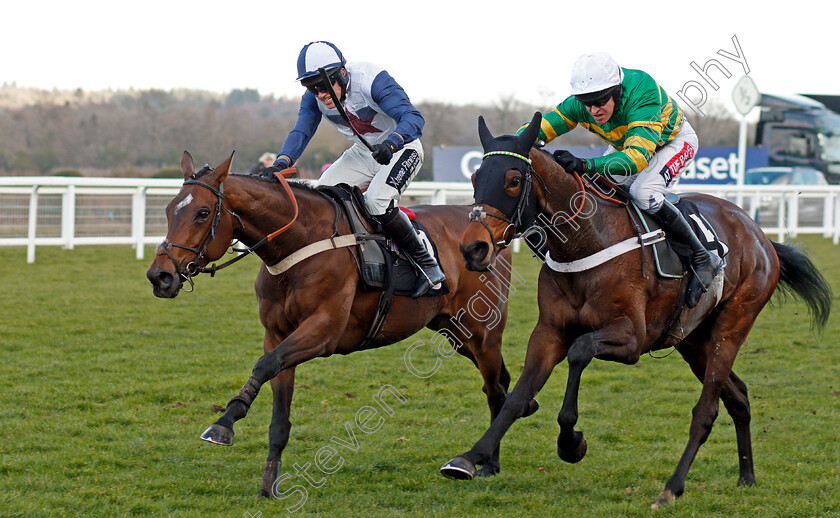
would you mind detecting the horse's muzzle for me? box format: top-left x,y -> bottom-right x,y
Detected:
460,240 -> 492,272
146,263 -> 182,298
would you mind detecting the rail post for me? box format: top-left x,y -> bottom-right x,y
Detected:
27,185 -> 39,263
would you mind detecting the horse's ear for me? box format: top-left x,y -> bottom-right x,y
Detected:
213,150 -> 236,182
181,150 -> 195,180
478,116 -> 494,150
518,111 -> 542,150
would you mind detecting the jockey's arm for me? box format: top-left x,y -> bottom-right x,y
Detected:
585,101 -> 665,176
275,93 -> 322,167
516,97 -> 580,143
586,126 -> 661,176
370,70 -> 424,151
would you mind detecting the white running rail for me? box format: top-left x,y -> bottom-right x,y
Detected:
2,177 -> 839,263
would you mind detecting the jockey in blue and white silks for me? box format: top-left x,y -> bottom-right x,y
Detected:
278,61 -> 423,167
266,41 -> 443,298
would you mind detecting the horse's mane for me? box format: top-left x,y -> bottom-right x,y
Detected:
230,173 -> 320,193
531,147 -> 563,175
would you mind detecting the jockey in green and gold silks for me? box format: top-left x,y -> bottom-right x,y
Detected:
518,52 -> 719,309
519,68 -> 684,177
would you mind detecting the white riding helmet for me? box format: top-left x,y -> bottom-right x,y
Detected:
569,52 -> 623,97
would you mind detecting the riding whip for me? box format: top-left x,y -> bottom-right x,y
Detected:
318,67 -> 375,152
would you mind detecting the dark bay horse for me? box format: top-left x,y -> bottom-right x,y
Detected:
441,114 -> 832,508
145,151 -> 537,496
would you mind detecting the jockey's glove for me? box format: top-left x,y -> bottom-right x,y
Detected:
260,166 -> 284,182
372,141 -> 397,165
553,150 -> 587,174
261,166 -> 298,182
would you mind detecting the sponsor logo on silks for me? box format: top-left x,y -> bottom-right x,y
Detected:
660,142 -> 696,186
386,149 -> 421,192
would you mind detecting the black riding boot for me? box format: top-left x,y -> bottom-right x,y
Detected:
652,201 -> 721,308
379,207 -> 446,298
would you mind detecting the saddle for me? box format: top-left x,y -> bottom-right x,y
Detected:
313,184 -> 449,350
316,184 -> 449,298
629,193 -> 729,280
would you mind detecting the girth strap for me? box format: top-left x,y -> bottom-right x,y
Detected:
265,234 -> 362,275
544,230 -> 665,273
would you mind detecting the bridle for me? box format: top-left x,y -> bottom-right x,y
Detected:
468,151 -> 537,249
468,149 -> 609,261
155,173 -> 238,291
155,167 -> 299,292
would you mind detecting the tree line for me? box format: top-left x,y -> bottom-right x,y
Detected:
0,86 -> 742,180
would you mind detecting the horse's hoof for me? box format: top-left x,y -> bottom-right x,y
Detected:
440,456 -> 477,480
476,463 -> 500,477
557,432 -> 587,463
200,423 -> 234,446
651,489 -> 676,509
522,398 -> 540,418
260,458 -> 281,497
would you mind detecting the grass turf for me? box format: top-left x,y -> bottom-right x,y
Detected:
0,235 -> 838,517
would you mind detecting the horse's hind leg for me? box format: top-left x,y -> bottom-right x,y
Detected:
260,367 -> 296,497
470,342 -> 507,477
653,306 -> 760,508
675,335 -> 755,489
723,371 -> 755,486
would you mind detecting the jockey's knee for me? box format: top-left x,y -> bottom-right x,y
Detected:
364,197 -> 391,217
629,183 -> 665,213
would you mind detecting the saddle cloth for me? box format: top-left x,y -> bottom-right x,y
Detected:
317,184 -> 449,297
631,194 -> 729,279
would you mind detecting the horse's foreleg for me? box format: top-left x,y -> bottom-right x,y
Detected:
202,312 -> 343,447
472,342 -> 511,477
556,318 -> 638,463
441,323 -> 564,479
258,367 -> 296,497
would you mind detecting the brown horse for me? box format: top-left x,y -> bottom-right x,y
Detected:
146,151 -> 537,496
441,114 -> 832,508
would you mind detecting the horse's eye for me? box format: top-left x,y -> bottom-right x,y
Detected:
509,177 -> 521,188
196,208 -> 211,221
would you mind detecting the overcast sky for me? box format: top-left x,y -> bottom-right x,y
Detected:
4,1 -> 836,118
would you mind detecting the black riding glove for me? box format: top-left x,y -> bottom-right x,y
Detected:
372,141 -> 397,165
260,165 -> 283,182
553,150 -> 587,173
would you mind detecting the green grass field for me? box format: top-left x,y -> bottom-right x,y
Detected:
1,236 -> 838,517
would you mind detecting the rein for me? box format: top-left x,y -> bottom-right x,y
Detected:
155,168 -> 299,290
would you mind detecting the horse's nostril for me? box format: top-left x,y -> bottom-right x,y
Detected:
157,271 -> 173,289
147,268 -> 173,290
469,242 -> 489,262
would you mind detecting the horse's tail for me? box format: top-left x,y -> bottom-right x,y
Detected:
772,241 -> 832,330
